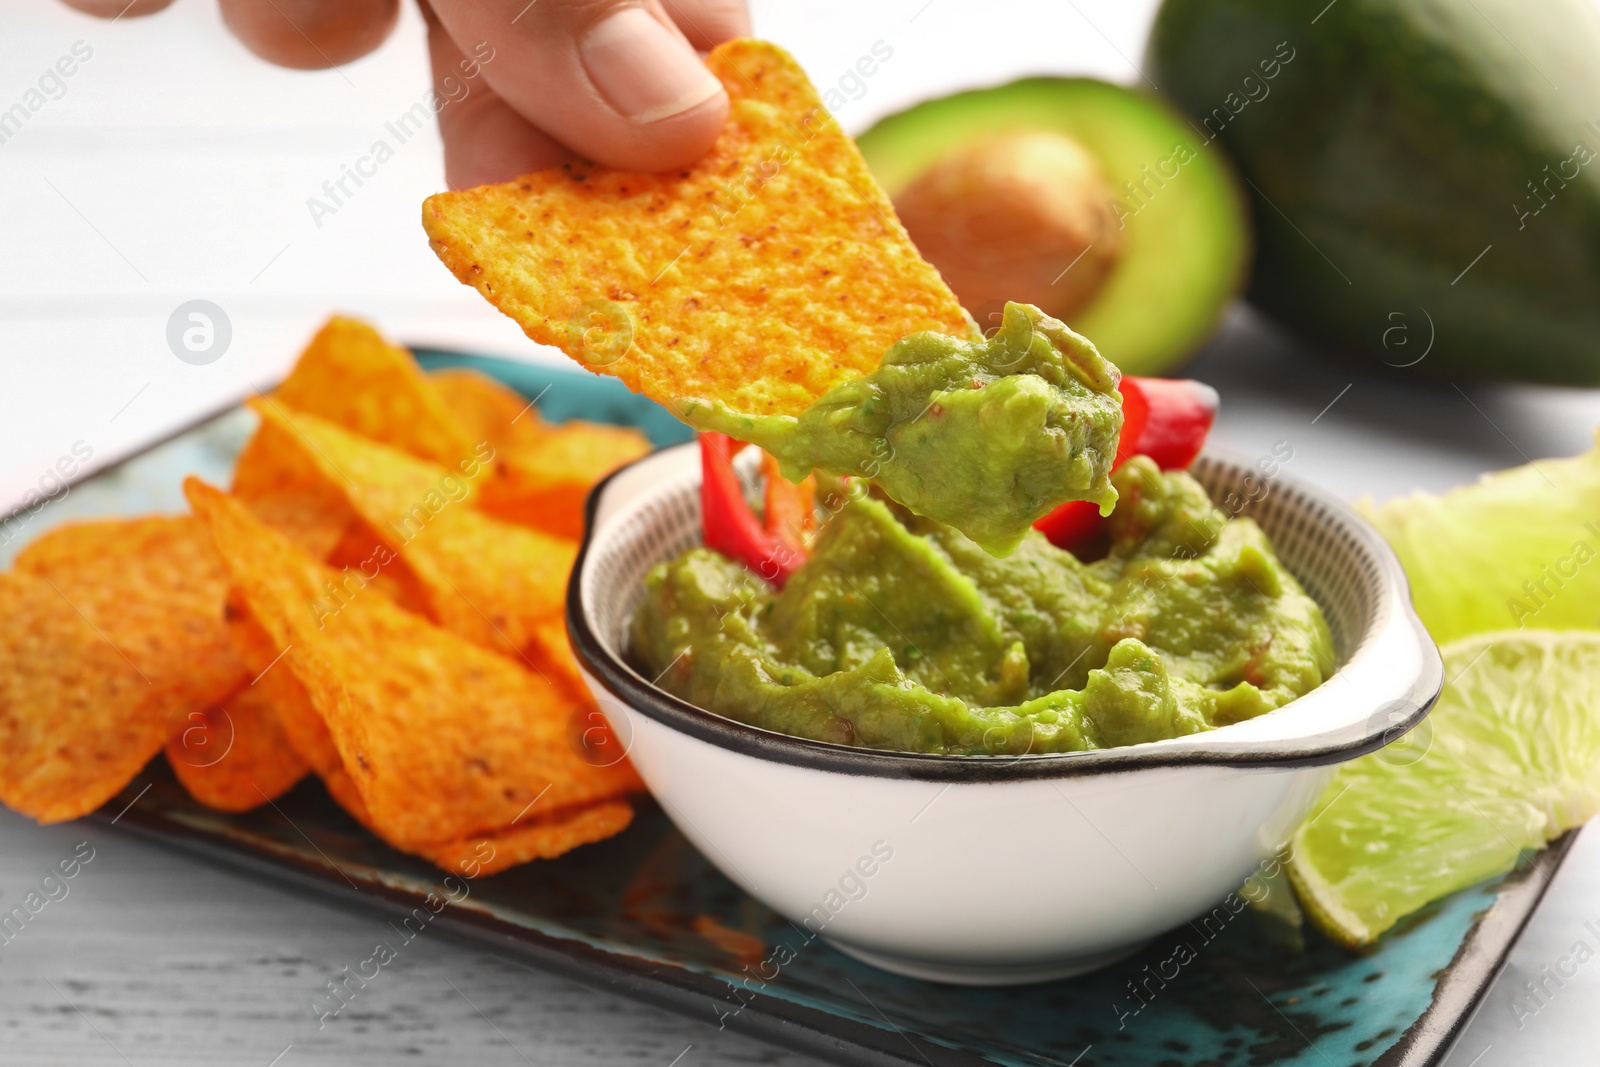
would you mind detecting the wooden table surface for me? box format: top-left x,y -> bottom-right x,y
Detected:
0,807 -> 820,1067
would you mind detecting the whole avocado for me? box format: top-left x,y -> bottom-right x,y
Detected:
1146,0 -> 1600,385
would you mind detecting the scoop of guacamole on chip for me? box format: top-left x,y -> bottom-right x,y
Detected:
680,302 -> 1123,557
631,457 -> 1332,756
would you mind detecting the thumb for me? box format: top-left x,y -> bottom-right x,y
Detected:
428,0 -> 731,174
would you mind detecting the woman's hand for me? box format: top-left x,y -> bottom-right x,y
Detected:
61,0 -> 750,187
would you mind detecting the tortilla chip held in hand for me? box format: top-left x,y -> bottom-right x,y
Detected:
422,39 -> 969,419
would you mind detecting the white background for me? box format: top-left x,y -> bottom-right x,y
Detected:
1,0 -> 1598,1064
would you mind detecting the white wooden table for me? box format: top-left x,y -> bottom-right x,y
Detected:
3,2 -> 1599,1063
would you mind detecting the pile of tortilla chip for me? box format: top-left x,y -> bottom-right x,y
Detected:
0,316 -> 649,876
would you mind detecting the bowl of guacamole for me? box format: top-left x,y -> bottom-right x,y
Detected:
567,444 -> 1442,984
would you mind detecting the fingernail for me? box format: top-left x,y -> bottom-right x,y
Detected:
581,8 -> 723,124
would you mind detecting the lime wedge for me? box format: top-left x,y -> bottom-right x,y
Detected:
1360,434 -> 1600,645
1290,630 -> 1600,946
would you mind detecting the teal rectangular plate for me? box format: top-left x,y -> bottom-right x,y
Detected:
3,349 -> 1571,1067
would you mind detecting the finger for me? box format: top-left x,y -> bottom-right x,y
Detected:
217,0 -> 400,70
658,0 -> 750,51
58,0 -> 176,16
429,0 -> 729,173
427,16 -> 572,188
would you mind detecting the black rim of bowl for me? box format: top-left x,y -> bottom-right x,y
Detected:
567,446 -> 1444,783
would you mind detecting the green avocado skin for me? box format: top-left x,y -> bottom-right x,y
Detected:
1146,0 -> 1600,385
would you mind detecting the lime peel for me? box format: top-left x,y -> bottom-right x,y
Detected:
1290,630 -> 1600,947
1360,432 -> 1600,645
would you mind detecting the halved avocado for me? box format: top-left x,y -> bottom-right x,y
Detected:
857,78 -> 1251,376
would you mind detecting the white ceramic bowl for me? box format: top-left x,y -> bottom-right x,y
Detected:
569,443 -> 1441,985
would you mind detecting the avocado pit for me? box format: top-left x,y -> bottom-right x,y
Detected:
892,129 -> 1125,325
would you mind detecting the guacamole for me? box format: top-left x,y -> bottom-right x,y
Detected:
678,302 -> 1123,557
631,458 -> 1332,756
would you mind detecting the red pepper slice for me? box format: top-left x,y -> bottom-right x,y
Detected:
1033,376 -> 1219,552
761,451 -> 815,552
1124,377 -> 1220,471
1031,491 -> 1113,552
700,433 -> 805,587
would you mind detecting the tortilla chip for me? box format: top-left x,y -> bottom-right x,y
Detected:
422,39 -> 970,419
226,603 -> 341,776
320,764 -> 375,828
0,572 -> 168,823
429,367 -> 650,539
251,402 -> 575,662
539,421 -> 652,473
324,762 -> 632,874
234,413 -> 327,497
324,519 -> 434,618
274,316 -> 479,469
166,683 -> 309,813
13,516 -> 247,708
233,414 -> 358,561
478,423 -> 652,540
430,368 -> 548,454
528,617 -> 588,697
240,489 -> 352,561
415,510 -> 577,663
186,478 -> 639,850
411,801 -> 634,875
